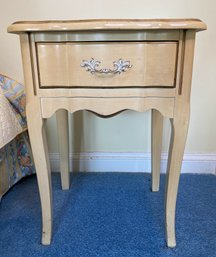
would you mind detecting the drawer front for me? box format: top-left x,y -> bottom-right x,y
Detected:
36,42 -> 178,88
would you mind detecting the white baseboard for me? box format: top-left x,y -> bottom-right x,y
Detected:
49,152 -> 216,174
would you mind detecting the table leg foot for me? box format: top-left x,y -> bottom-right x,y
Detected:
42,229 -> 52,245
167,237 -> 176,248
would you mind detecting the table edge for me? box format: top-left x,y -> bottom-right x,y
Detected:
7,19 -> 207,33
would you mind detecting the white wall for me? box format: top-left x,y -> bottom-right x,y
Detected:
0,0 -> 216,161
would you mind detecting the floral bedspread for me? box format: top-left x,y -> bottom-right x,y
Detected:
0,74 -> 35,200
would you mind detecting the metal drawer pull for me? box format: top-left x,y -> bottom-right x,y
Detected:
81,58 -> 132,74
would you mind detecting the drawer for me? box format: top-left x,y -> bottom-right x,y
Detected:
36,42 -> 178,88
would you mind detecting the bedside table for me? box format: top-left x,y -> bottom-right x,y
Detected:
8,19 -> 206,247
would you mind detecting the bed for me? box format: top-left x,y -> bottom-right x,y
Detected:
0,74 -> 35,200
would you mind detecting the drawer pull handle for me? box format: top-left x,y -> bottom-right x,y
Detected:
81,58 -> 132,74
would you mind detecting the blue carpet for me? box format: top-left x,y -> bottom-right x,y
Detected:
0,173 -> 215,257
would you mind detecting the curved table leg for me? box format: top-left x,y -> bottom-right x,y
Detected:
165,30 -> 195,247
165,110 -> 190,247
27,109 -> 52,245
56,109 -> 70,190
151,109 -> 163,192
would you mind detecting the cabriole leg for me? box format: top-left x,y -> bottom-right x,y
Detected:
165,110 -> 190,247
27,110 -> 52,245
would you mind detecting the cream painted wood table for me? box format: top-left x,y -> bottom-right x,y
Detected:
8,19 -> 206,247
